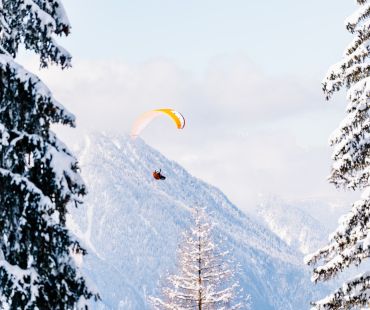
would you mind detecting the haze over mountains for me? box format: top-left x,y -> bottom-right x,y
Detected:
67,133 -> 331,309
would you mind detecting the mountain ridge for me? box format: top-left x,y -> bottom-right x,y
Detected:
67,132 -> 325,309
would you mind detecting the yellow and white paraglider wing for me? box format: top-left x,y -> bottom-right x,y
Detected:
131,109 -> 185,138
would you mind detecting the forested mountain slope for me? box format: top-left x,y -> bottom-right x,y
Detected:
68,133 -> 325,309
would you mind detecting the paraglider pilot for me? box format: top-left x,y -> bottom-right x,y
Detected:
153,169 -> 166,180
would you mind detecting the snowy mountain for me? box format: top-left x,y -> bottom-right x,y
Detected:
255,196 -> 329,255
294,198 -> 353,233
66,133 -> 326,309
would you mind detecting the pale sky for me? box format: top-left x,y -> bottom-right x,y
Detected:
59,0 -> 353,77
21,1 -> 359,212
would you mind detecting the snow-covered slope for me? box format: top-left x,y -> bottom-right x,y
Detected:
255,196 -> 329,255
67,133 -> 325,309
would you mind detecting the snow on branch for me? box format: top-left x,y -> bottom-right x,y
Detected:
312,272 -> 370,309
306,194 -> 370,283
149,207 -> 250,309
0,0 -> 72,67
346,2 -> 370,33
0,53 -> 75,126
0,0 -> 94,307
0,258 -> 40,307
0,167 -> 54,209
323,1 -> 370,101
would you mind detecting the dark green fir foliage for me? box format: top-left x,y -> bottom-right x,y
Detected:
0,0 -> 95,308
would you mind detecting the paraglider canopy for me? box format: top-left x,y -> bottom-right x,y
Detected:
131,108 -> 185,181
131,108 -> 185,138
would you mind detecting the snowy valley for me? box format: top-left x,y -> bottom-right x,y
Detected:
67,133 -> 329,309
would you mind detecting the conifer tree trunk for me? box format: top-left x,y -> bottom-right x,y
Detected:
198,225 -> 202,310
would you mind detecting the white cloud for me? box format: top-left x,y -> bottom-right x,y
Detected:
21,55 -> 350,211
202,56 -> 321,123
24,55 -> 325,130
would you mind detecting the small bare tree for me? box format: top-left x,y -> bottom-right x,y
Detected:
149,208 -> 250,310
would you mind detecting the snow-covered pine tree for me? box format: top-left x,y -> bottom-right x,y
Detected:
149,208 -> 250,310
0,1 -> 94,308
305,1 -> 370,308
